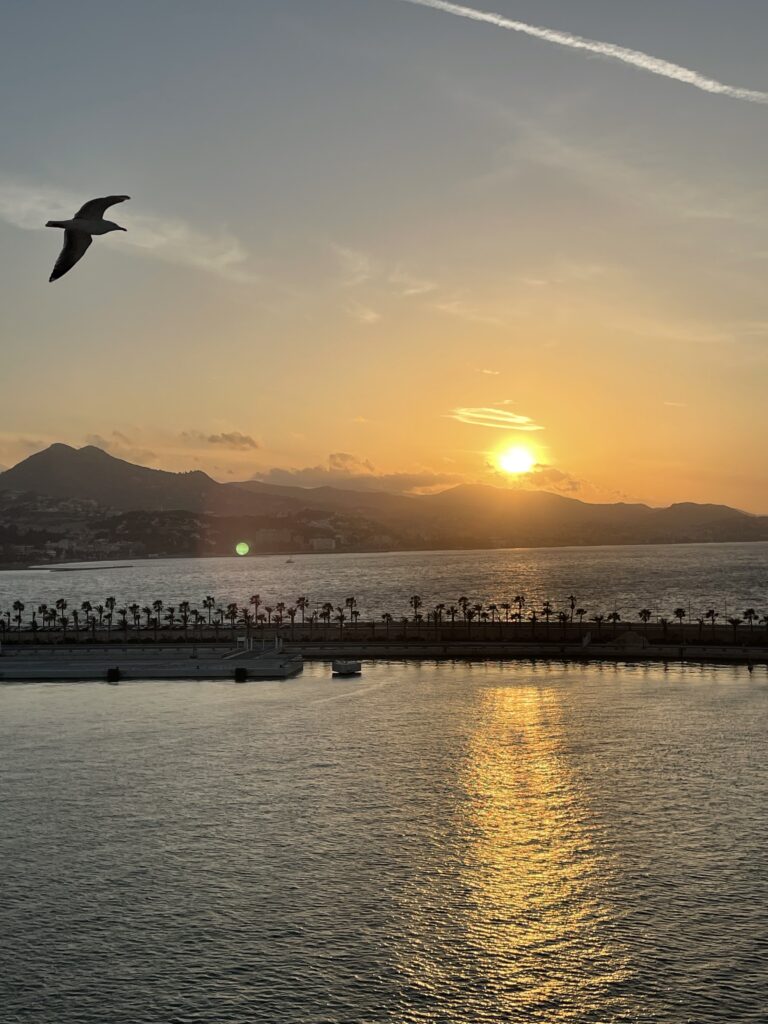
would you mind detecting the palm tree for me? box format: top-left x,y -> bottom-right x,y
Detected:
488,603 -> 498,624
743,608 -> 758,633
105,596 -> 116,619
567,594 -> 577,622
96,603 -> 105,628
638,608 -> 652,636
447,605 -> 458,627
458,596 -> 469,622
409,595 -> 422,622
179,600 -> 191,637
165,606 -> 176,629
557,611 -> 569,637
382,612 -> 393,638
129,603 -> 141,631
38,603 -> 49,631
727,616 -> 743,642
592,613 -> 604,639
606,611 -> 621,636
117,608 -> 129,638
81,600 -> 92,624
142,605 -> 152,629
152,599 -> 164,623
249,594 -> 261,622
203,596 -> 216,624
465,607 -> 476,639
500,602 -> 512,624
71,608 -> 80,641
542,601 -> 553,639
514,594 -> 526,619
705,609 -> 719,638
296,596 -> 308,624
192,610 -> 204,638
238,608 -> 252,636
345,596 -> 357,623
12,600 -> 25,632
226,603 -> 238,633
673,608 -> 687,634
287,606 -> 297,640
335,608 -> 346,638
528,609 -> 538,639
576,607 -> 587,625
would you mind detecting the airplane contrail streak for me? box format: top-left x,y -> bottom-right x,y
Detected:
397,0 -> 768,104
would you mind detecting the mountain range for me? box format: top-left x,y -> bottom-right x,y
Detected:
1,444 -> 767,561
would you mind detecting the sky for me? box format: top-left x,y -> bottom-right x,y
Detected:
1,0 -> 768,511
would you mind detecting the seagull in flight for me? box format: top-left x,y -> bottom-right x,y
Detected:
46,195 -> 130,282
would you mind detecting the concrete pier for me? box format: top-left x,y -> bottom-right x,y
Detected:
0,645 -> 303,682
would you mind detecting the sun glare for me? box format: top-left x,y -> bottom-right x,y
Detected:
496,445 -> 536,475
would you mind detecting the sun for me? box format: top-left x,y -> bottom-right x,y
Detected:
496,445 -> 536,475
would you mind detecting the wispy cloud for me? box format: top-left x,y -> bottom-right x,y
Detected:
399,0 -> 768,104
333,244 -> 374,287
181,430 -> 260,451
0,179 -> 257,281
346,301 -> 382,325
451,406 -> 544,431
388,267 -> 438,296
253,451 -> 461,494
434,298 -> 503,326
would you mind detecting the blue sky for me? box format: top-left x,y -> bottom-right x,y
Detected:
2,1 -> 768,509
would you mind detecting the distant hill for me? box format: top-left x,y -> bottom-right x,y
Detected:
0,444 -> 296,517
2,444 -> 767,552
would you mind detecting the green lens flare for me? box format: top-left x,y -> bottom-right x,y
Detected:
235,542 -> 250,557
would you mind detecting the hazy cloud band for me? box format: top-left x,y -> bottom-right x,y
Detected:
398,0 -> 768,104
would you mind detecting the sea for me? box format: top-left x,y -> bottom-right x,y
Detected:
1,660 -> 766,1023
1,542 -> 768,620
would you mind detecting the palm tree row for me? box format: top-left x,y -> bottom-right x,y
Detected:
1,592 -> 766,642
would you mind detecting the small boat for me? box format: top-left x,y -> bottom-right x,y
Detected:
332,659 -> 362,677
285,557 -> 295,564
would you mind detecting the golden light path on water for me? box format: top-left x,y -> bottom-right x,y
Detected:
392,681 -> 635,1020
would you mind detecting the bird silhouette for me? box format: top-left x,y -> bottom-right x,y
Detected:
46,195 -> 130,281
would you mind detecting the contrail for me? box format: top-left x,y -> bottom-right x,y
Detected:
398,0 -> 768,104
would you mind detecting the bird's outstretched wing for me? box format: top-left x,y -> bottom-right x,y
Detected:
49,230 -> 92,282
73,195 -> 130,220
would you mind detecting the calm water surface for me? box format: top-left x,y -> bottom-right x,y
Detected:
1,662 -> 766,1023
2,542 -> 768,618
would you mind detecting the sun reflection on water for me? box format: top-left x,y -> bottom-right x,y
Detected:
457,685 -> 635,1019
392,681 -> 637,1021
